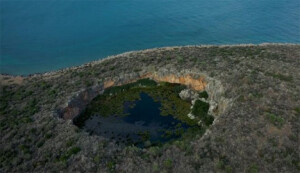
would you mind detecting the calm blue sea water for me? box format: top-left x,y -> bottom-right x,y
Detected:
1,0 -> 299,75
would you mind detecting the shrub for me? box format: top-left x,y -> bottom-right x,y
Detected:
93,155 -> 101,163
66,139 -> 75,147
0,101 -> 8,114
23,98 -> 39,116
266,72 -> 293,82
177,57 -> 184,64
85,81 -> 93,87
37,140 -> 45,148
192,100 -> 214,126
107,161 -> 115,171
203,115 -> 214,126
216,160 -> 225,169
173,84 -> 187,94
48,89 -> 57,96
295,107 -> 300,117
225,165 -> 233,173
59,146 -> 81,162
163,159 -> 173,169
199,91 -> 209,99
265,112 -> 284,127
247,164 -> 259,173
20,116 -> 33,123
45,133 -> 52,139
138,131 -> 150,141
78,72 -> 85,78
192,100 -> 209,116
104,78 -> 157,95
152,162 -> 160,172
39,81 -> 51,89
136,78 -> 157,87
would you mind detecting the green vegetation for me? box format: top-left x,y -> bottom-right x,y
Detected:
66,139 -> 75,147
163,159 -> 173,169
138,131 -> 150,141
107,161 -> 116,172
294,107 -> 300,117
265,112 -> 284,127
37,140 -> 45,148
37,81 -> 51,90
23,98 -> 39,116
93,155 -> 101,163
198,91 -> 208,99
59,146 -> 81,162
247,164 -> 259,173
216,156 -> 233,173
265,72 -> 293,82
208,47 -> 263,58
225,166 -> 233,173
74,79 -> 195,127
192,100 -> 214,126
104,78 -> 157,95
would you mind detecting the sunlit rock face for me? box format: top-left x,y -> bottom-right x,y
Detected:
149,74 -> 207,91
179,89 -> 199,101
103,73 -> 207,91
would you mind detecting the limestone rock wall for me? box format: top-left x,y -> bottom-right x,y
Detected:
59,85 -> 104,120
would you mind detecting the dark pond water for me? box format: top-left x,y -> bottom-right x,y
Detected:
83,92 -> 190,147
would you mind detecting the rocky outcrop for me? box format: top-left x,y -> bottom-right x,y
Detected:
59,85 -> 104,120
103,72 -> 207,91
204,76 -> 232,116
103,80 -> 115,89
179,89 -> 199,101
150,74 -> 206,91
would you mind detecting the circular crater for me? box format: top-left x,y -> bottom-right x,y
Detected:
58,73 -> 231,148
73,78 -> 216,148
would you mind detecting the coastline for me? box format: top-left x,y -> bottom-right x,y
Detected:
1,43 -> 299,78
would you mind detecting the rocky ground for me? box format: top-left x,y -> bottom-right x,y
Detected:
0,44 -> 299,172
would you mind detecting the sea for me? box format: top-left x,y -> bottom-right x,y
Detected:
1,0 -> 299,75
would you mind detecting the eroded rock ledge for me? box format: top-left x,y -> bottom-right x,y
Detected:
104,73 -> 206,91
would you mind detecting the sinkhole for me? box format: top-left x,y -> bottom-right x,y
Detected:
73,78 -> 213,148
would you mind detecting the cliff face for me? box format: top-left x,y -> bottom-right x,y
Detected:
103,80 -> 115,88
104,73 -> 206,90
60,85 -> 104,120
150,74 -> 206,91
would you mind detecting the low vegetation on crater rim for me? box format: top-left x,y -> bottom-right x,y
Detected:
0,44 -> 300,172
